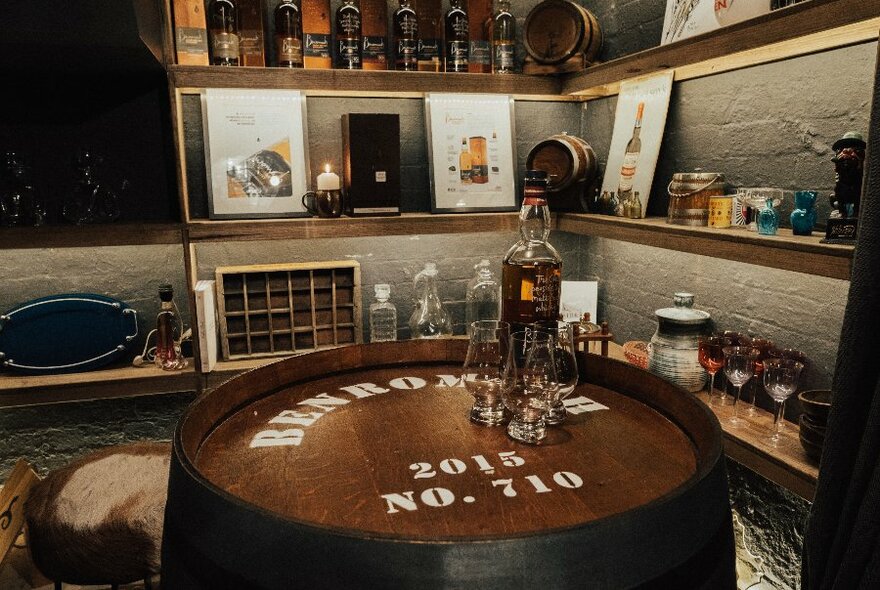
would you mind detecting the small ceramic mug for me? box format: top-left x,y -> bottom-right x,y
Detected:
708,195 -> 733,228
301,190 -> 343,218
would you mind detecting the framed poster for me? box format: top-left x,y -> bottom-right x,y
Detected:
600,72 -> 674,219
202,89 -> 310,219
425,93 -> 517,213
661,0 -> 771,45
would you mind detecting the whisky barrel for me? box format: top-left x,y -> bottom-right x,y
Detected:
527,134 -> 597,193
162,340 -> 735,589
524,0 -> 602,65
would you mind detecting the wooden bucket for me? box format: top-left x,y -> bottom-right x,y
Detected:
667,172 -> 726,226
527,133 -> 598,193
162,340 -> 735,589
523,0 -> 603,65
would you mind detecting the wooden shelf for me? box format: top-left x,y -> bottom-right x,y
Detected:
695,391 -> 818,501
563,0 -> 880,99
557,214 -> 854,280
170,65 -> 569,100
0,223 -> 184,250
0,361 -> 198,408
187,212 -> 520,242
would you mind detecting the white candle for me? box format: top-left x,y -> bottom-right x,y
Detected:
317,164 -> 340,191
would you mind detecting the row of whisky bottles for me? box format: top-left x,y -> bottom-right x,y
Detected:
206,0 -> 516,73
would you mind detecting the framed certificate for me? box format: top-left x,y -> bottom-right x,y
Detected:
202,89 -> 310,219
425,93 -> 518,213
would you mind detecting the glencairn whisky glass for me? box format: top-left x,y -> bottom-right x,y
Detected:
533,320 -> 579,425
502,331 -> 556,444
463,320 -> 510,426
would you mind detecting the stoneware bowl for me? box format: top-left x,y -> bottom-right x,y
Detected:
798,389 -> 832,424
799,414 -> 827,448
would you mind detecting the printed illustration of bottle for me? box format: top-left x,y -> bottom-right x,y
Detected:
502,170 -> 562,330
208,0 -> 241,66
394,0 -> 418,71
335,0 -> 362,69
459,137 -> 472,184
466,259 -> 501,331
444,0 -> 469,73
491,0 -> 515,74
370,284 -> 398,342
274,0 -> 304,68
617,102 -> 644,202
155,284 -> 188,371
409,263 -> 453,339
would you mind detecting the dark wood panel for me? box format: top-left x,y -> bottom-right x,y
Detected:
186,212 -> 520,242
558,214 -> 853,280
563,0 -> 880,97
0,223 -> 184,249
170,65 -> 564,97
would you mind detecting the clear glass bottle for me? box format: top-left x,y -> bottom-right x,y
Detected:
0,157 -> 39,227
466,259 -> 500,331
274,0 -> 304,68
63,150 -> 100,225
501,170 -> 562,330
409,262 -> 453,338
208,0 -> 241,66
444,0 -> 468,72
491,0 -> 515,74
394,0 -> 418,71
335,0 -> 363,70
155,284 -> 188,370
370,283 -> 398,342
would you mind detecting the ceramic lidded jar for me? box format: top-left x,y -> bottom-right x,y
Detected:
647,293 -> 711,393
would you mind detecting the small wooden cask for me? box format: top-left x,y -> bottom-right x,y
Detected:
303,0 -> 332,68
415,0 -> 442,72
467,0 -> 492,73
361,0 -> 389,70
342,114 -> 401,216
238,0 -> 267,66
173,0 -> 210,65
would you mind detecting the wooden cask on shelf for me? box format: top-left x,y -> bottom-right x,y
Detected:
527,133 -> 598,211
162,340 -> 735,588
524,0 -> 602,65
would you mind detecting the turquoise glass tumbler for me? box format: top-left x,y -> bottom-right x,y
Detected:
791,190 -> 818,236
757,198 -> 780,235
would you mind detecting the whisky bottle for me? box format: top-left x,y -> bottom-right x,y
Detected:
491,0 -> 515,74
459,137 -> 472,184
444,0 -> 469,73
274,0 -> 304,68
208,0 -> 241,66
393,0 -> 418,71
155,285 -> 188,371
618,102 -> 644,202
501,170 -> 562,329
335,0 -> 363,69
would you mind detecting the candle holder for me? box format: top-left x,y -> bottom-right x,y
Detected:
301,189 -> 343,218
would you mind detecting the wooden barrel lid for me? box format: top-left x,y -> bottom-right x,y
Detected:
165,340 -> 731,588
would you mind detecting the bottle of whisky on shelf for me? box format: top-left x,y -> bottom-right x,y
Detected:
393,0 -> 418,71
207,0 -> 241,66
491,0 -> 515,74
155,284 -> 188,371
501,170 -> 562,330
459,137 -> 472,184
274,0 -> 304,68
617,102 -> 644,204
335,0 -> 363,69
444,0 -> 469,72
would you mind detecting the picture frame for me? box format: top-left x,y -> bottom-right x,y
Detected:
202,88 -> 310,219
661,0 -> 771,45
425,93 -> 518,213
600,72 -> 675,219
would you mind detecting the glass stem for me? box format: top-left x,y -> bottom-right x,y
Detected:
773,401 -> 784,437
708,371 -> 716,397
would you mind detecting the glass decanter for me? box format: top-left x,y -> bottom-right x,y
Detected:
756,197 -> 780,236
409,262 -> 453,339
466,259 -> 500,333
369,283 -> 398,342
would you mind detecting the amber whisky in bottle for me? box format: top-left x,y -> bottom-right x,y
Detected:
274,0 -> 304,67
492,0 -> 515,74
444,0 -> 469,72
501,170 -> 562,329
335,0 -> 363,69
394,0 -> 419,71
208,0 -> 241,66
459,137 -> 472,183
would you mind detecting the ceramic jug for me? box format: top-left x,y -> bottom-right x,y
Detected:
647,293 -> 711,393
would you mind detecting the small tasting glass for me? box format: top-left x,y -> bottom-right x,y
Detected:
763,358 -> 804,445
463,320 -> 511,426
723,346 -> 759,426
532,320 -> 579,425
699,335 -> 732,405
503,331 -> 557,444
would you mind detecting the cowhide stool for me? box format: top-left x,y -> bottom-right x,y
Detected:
24,442 -> 171,589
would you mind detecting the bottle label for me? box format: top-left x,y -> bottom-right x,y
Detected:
338,40 -> 361,66
277,36 -> 303,64
469,40 -> 491,65
177,27 -> 208,54
619,151 -> 639,192
397,39 -> 418,67
339,12 -> 361,35
418,38 -> 441,61
304,33 -> 331,58
362,36 -> 387,64
447,40 -> 468,71
212,32 -> 240,59
398,13 -> 417,36
494,43 -> 514,70
239,30 -> 264,57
